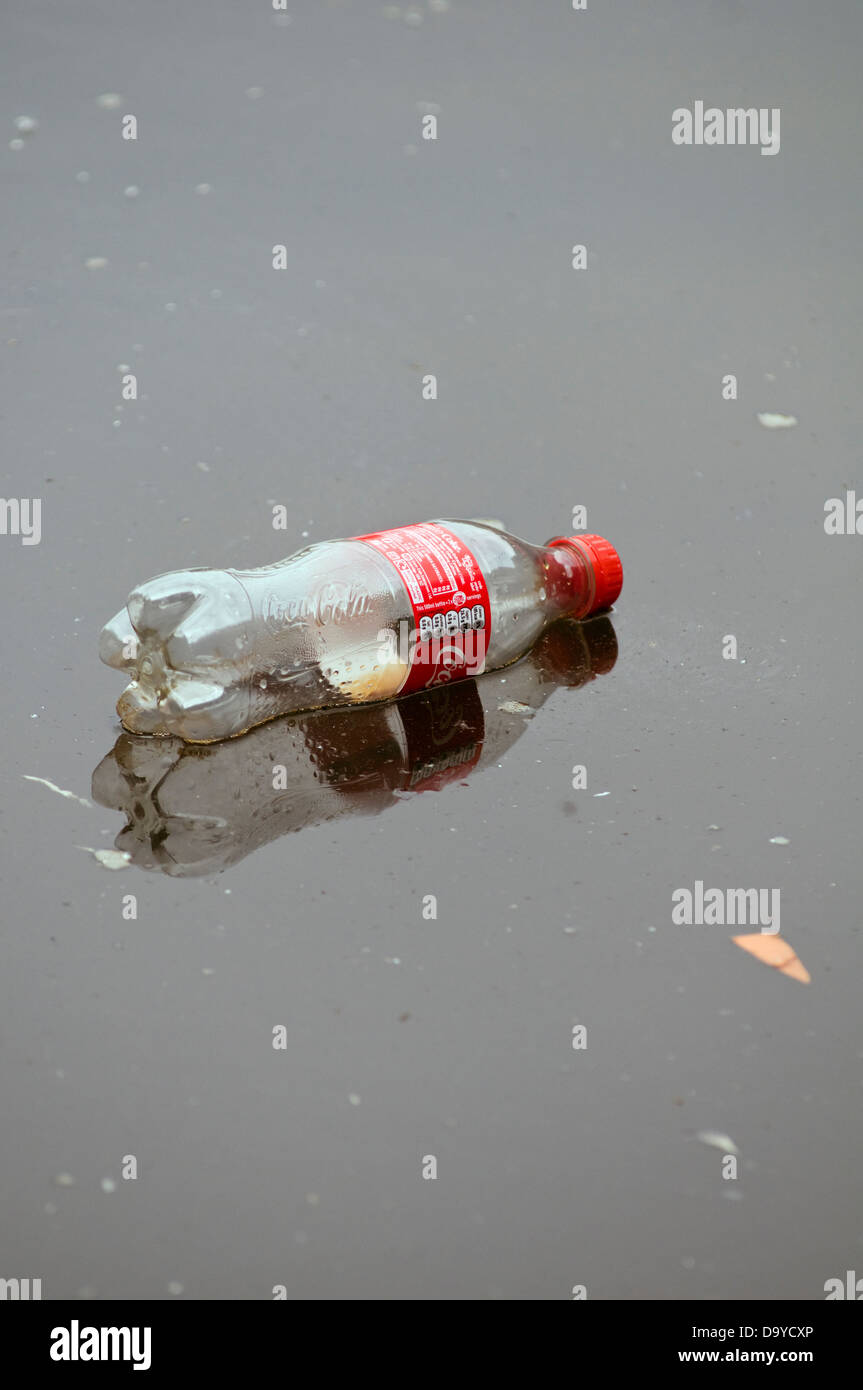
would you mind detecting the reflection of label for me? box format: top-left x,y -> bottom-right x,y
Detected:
356,523 -> 491,695
398,680 -> 485,792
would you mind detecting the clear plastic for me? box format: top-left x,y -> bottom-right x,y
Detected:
99,519 -> 599,742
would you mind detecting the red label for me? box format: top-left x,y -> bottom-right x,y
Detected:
356,522 -> 491,695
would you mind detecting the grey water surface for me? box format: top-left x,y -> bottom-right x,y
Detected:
1,0 -> 861,1299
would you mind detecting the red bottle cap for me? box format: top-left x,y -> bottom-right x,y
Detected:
546,533 -> 623,614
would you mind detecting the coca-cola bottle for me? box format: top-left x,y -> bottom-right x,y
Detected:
99,518 -> 622,742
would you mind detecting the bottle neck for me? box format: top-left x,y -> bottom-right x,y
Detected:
542,541 -> 596,620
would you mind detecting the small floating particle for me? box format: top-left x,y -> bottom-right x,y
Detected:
498,700 -> 533,715
196,460 -> 210,472
348,1093 -> 361,1106
9,138 -> 25,150
696,1129 -> 740,1156
124,184 -> 140,198
757,412 -> 797,429
733,933 -> 810,984
55,1172 -> 76,1187
769,836 -> 790,845
76,170 -> 91,182
167,1281 -> 184,1296
97,93 -> 123,108
14,115 -> 39,133
593,790 -> 610,797
77,846 -> 132,871
84,257 -> 108,270
23,775 -> 92,808
194,182 -> 212,195
245,86 -> 264,100
100,1177 -> 117,1194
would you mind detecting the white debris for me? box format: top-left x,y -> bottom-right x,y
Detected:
23,775 -> 92,808
54,1172 -> 76,1187
167,1281 -> 184,1296
97,93 -> 123,108
77,847 -> 132,870
696,1129 -> 740,1156
194,182 -> 212,195
14,115 -> 39,133
757,412 -> 797,429
769,836 -> 790,845
348,1093 -> 361,1106
124,184 -> 140,198
497,700 -> 533,715
100,1177 -> 117,1194
84,257 -> 109,270
9,138 -> 24,150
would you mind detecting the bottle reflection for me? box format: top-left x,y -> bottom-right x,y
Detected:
91,616 -> 617,876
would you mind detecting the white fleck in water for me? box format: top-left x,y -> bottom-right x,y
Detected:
167,1281 -> 184,1296
84,257 -> 109,270
100,1177 -> 117,1194
55,1172 -> 76,1187
769,835 -> 790,845
9,138 -> 25,151
498,700 -> 533,715
97,93 -> 123,108
76,170 -> 91,182
14,115 -> 39,133
77,847 -> 132,870
348,1093 -> 361,1106
194,182 -> 212,195
696,1129 -> 740,1156
124,184 -> 140,198
23,775 -> 92,808
757,412 -> 797,429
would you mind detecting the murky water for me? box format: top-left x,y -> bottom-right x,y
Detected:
2,0 -> 860,1300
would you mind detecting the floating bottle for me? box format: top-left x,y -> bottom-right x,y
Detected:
99,519 -> 622,742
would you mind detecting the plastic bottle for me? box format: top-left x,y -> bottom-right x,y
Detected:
99,518 -> 622,742
92,615 -> 618,874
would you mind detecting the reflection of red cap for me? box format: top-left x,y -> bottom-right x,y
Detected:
546,533 -> 623,614
534,616 -> 618,684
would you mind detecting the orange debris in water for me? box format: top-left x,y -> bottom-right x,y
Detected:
732,934 -> 811,984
